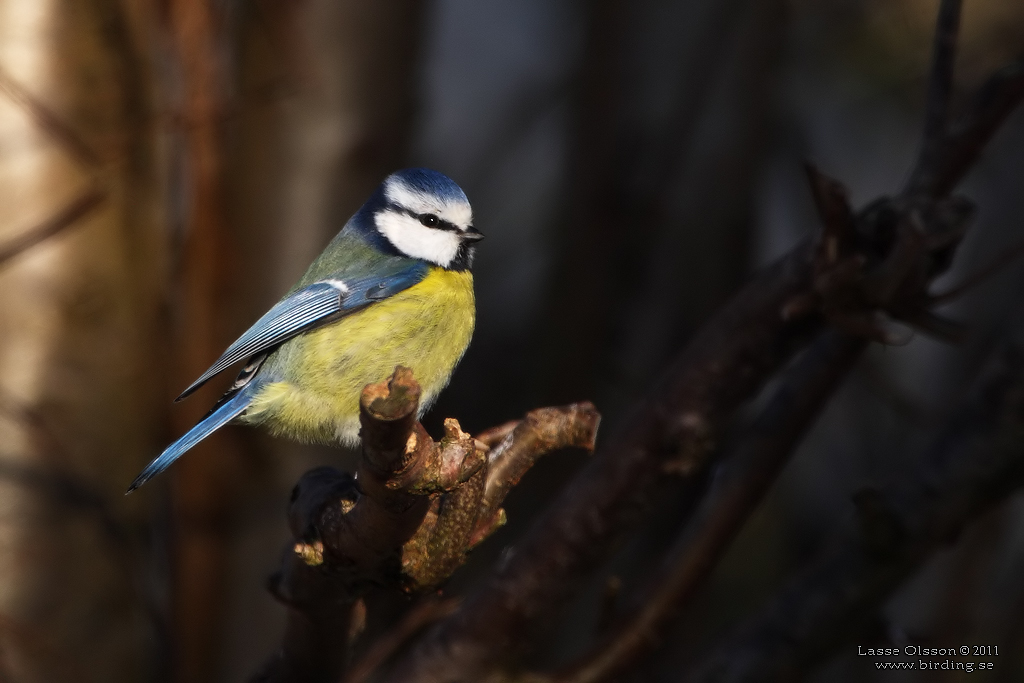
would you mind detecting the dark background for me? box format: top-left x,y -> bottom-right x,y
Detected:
0,0 -> 1021,681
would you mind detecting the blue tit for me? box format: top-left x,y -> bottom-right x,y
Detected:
128,168 -> 482,493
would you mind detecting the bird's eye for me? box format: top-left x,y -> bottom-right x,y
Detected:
419,214 -> 439,227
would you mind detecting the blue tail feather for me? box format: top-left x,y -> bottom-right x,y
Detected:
126,385 -> 256,494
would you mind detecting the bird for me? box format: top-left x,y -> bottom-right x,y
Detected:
127,168 -> 482,493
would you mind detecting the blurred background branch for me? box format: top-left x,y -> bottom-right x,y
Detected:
549,330 -> 868,683
0,0 -> 1022,682
686,336 -> 1024,683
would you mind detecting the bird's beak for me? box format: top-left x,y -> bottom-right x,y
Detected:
462,226 -> 484,242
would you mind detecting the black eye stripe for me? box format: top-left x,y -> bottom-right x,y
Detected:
388,205 -> 461,232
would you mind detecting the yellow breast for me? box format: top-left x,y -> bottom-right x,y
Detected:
242,268 -> 475,444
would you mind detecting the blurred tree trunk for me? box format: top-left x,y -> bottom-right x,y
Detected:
535,0 -> 778,417
525,0 -> 787,667
0,0 -> 165,681
162,3 -> 247,683
534,0 -> 627,408
616,0 -> 787,407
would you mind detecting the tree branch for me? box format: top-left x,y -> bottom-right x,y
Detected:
907,25 -> 1024,199
385,186 -> 979,681
551,331 -> 866,683
910,0 -> 962,188
386,176 -> 967,678
921,59 -> 1024,198
0,187 -> 106,268
384,240 -> 830,682
383,2 -> 1024,674
341,596 -> 460,683
684,339 -> 1024,682
251,369 -> 600,682
471,403 -> 601,548
0,63 -> 101,168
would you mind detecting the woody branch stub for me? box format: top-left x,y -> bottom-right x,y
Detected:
258,367 -> 599,682
284,364 -> 602,598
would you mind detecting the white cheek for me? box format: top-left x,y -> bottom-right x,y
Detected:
375,212 -> 461,266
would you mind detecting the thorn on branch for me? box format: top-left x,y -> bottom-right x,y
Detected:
804,163 -> 856,265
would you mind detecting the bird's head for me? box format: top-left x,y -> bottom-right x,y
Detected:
371,168 -> 482,270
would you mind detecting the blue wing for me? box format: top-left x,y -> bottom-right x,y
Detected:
176,263 -> 428,401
